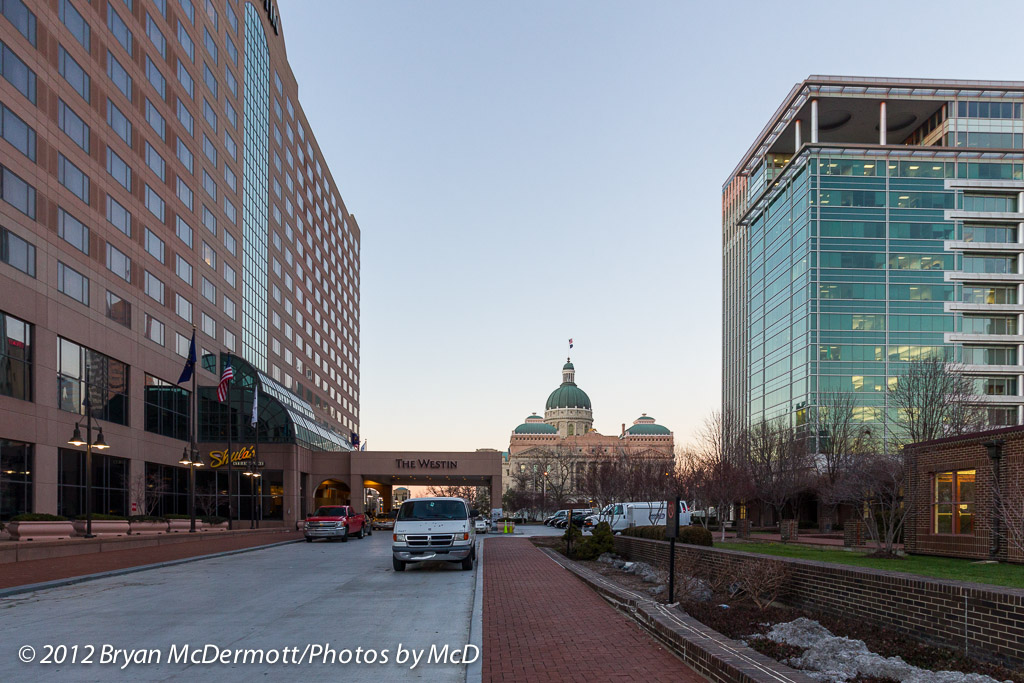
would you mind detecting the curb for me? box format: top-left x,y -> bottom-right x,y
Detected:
465,538 -> 484,683
540,548 -> 815,683
0,539 -> 303,598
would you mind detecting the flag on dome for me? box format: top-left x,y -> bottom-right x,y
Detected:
568,338 -> 573,349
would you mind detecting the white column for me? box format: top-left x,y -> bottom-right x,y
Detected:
810,100 -> 819,143
795,119 -> 802,150
879,101 -> 887,145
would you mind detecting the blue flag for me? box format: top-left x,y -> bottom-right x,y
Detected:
177,330 -> 197,384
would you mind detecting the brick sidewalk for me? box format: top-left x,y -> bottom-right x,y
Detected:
482,538 -> 703,682
0,530 -> 302,589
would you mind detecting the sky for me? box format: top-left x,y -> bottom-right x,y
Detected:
278,0 -> 1024,453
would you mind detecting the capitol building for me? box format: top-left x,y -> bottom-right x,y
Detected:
504,358 -> 675,500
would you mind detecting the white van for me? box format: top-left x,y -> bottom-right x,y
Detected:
585,500 -> 692,533
392,497 -> 477,572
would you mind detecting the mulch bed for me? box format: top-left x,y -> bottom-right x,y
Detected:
529,537 -> 1023,683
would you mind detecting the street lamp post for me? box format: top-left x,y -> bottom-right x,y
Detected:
243,462 -> 261,529
67,395 -> 110,538
179,444 -> 204,532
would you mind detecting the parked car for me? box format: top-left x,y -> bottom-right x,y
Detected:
373,511 -> 397,530
545,510 -> 570,526
305,505 -> 367,542
474,517 -> 489,534
392,497 -> 477,572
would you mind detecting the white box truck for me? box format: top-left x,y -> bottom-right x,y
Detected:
585,500 -> 692,533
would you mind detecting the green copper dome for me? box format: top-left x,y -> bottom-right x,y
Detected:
546,383 -> 592,410
625,423 -> 671,435
514,422 -> 558,434
563,361 -> 574,370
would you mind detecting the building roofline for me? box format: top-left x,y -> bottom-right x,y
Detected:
904,423 -> 1024,451
723,75 -> 1024,188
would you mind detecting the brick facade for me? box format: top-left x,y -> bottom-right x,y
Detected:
612,536 -> 1024,669
905,425 -> 1024,564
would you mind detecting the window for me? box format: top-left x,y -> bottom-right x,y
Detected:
175,293 -> 192,322
145,142 -> 165,180
59,0 -> 90,52
58,449 -> 129,518
223,329 -> 235,351
202,62 -> 217,98
934,470 -> 975,535
223,295 -> 235,320
107,99 -> 132,146
177,99 -> 194,135
201,241 -> 216,268
144,315 -> 165,345
146,13 -> 166,57
1,0 -> 36,45
1,226 -> 34,276
274,70 -> 282,94
0,312 -> 31,401
106,195 -> 131,236
223,131 -> 236,160
57,209 -> 90,255
225,35 -> 237,66
176,176 -> 194,210
176,215 -> 193,247
201,276 -> 215,302
223,165 -> 235,192
1,165 -> 35,218
106,243 -> 131,282
105,290 -> 130,327
202,205 -> 216,234
57,338 -> 129,424
203,134 -> 217,164
57,261 -> 89,305
58,154 -> 89,205
107,51 -> 132,100
144,270 -> 164,303
144,374 -> 189,440
145,228 -> 164,262
224,99 -> 237,128
225,2 -> 237,33
203,27 -> 217,62
176,254 -> 192,284
223,263 -> 235,287
108,6 -> 132,53
223,197 -> 235,224
177,21 -> 194,61
224,66 -> 236,98
107,147 -> 132,192
145,185 -> 165,221
1,40 -> 37,103
2,101 -> 35,159
963,286 -> 1017,305
152,0 -> 167,17
145,56 -> 166,99
201,312 -> 215,337
963,194 -> 1018,213
58,46 -> 90,102
204,0 -> 218,29
202,170 -> 216,199
177,137 -> 194,172
203,98 -> 217,130
177,60 -> 194,98
178,0 -> 194,23
146,98 -> 166,140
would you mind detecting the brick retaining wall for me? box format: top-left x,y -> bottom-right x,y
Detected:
613,536 -> 1024,669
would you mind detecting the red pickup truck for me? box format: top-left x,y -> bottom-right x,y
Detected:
304,505 -> 369,543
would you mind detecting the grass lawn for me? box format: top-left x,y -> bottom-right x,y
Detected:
713,542 -> 1024,589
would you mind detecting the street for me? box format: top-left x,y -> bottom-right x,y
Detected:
0,533 -> 477,682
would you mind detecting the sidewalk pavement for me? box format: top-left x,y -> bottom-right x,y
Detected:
482,537 -> 703,683
0,530 -> 303,590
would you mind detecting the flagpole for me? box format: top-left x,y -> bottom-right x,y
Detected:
226,354 -> 233,531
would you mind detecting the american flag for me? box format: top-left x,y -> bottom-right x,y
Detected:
568,338 -> 574,349
217,359 -> 234,402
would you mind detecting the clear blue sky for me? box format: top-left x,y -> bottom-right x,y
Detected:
280,0 -> 1024,452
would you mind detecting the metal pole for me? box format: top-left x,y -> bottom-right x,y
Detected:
254,395 -> 260,529
84,396 -> 95,539
226,359 -> 233,531
190,354 -> 198,533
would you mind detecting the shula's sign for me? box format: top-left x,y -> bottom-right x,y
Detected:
210,445 -> 256,468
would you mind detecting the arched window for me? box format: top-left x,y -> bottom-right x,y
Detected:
567,424 -> 575,436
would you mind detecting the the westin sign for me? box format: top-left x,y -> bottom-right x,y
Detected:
395,459 -> 458,470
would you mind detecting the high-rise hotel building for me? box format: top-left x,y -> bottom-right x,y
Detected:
724,76 -> 1024,445
0,0 -> 361,525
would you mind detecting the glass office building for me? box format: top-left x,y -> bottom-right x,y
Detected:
723,77 -> 1024,445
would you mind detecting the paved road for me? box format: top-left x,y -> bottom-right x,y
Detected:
0,532 -> 477,682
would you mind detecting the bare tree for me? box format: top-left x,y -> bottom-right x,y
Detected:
814,391 -> 872,528
694,410 -> 753,541
129,470 -> 168,516
889,358 -> 986,446
745,419 -> 813,527
195,484 -> 219,517
836,448 -> 907,556
991,455 -> 1024,557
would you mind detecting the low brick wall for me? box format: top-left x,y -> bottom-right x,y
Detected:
613,535 -> 1024,669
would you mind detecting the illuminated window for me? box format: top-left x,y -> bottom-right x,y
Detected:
934,470 -> 975,534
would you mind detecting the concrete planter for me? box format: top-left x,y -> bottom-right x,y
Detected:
73,520 -> 130,537
203,522 -> 229,531
130,521 -> 168,535
7,521 -> 76,541
168,519 -> 200,532
295,520 -> 305,531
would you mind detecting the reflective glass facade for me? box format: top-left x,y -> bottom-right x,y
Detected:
241,4 -> 270,372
